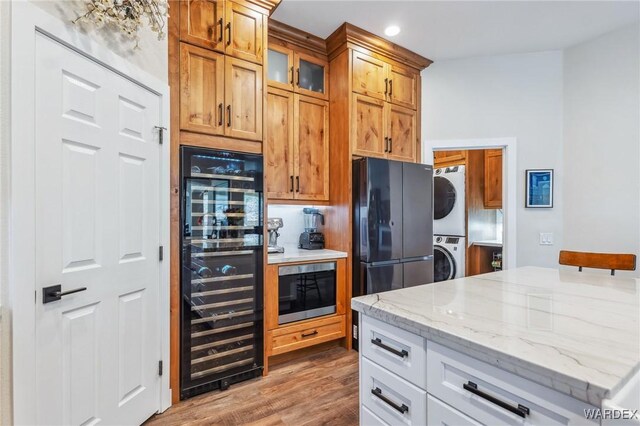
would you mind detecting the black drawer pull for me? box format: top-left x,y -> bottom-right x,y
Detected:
463,381 -> 530,418
371,338 -> 408,358
301,330 -> 318,338
371,387 -> 409,414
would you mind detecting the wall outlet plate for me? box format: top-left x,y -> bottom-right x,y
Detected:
539,232 -> 554,245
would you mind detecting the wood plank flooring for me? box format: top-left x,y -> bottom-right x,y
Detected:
146,346 -> 359,425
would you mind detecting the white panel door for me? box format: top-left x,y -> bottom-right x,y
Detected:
34,32 -> 162,425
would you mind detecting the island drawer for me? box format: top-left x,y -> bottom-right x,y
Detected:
361,357 -> 427,426
360,314 -> 427,389
361,405 -> 389,426
427,342 -> 598,425
428,394 -> 482,426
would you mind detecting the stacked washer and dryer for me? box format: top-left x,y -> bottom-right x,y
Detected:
433,166 -> 466,281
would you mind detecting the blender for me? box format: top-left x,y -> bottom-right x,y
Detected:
298,208 -> 325,250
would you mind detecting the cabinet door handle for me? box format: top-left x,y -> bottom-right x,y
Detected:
290,176 -> 294,192
371,337 -> 408,358
301,330 -> 318,338
226,105 -> 231,127
290,66 -> 294,84
296,68 -> 300,86
463,381 -> 530,418
371,387 -> 409,414
296,176 -> 300,192
388,138 -> 393,154
226,22 -> 231,46
384,78 -> 389,95
389,79 -> 393,97
218,18 -> 223,42
218,103 -> 223,126
384,137 -> 389,153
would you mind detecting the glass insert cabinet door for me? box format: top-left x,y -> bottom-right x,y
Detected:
297,56 -> 325,95
267,48 -> 292,86
267,46 -> 327,99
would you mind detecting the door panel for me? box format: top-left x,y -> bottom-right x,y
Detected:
389,64 -> 418,109
352,94 -> 386,158
180,43 -> 225,135
34,33 -> 161,425
225,57 -> 263,141
352,51 -> 387,100
266,88 -> 294,199
403,163 -> 433,258
180,0 -> 225,52
388,103 -> 417,162
365,262 -> 403,294
365,158 -> 403,262
225,1 -> 265,64
294,94 -> 329,201
403,258 -> 434,287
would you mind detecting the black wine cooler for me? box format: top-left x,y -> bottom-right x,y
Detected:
180,147 -> 264,399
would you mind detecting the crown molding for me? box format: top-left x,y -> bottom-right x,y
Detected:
268,19 -> 327,55
245,0 -> 282,16
326,23 -> 432,70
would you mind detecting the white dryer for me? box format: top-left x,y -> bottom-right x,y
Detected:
433,165 -> 465,236
433,235 -> 465,281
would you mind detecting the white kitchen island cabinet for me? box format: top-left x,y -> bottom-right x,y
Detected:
352,267 -> 640,426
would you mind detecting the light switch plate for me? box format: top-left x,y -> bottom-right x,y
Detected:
539,232 -> 554,245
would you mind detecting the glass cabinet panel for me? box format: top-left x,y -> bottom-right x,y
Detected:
267,48 -> 290,85
298,58 -> 325,94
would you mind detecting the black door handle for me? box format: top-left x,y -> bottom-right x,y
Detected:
463,381 -> 530,418
218,103 -> 223,126
384,78 -> 389,95
389,79 -> 393,97
290,176 -> 294,192
218,18 -> 223,42
43,284 -> 87,304
301,330 -> 318,338
296,68 -> 300,86
290,66 -> 294,84
226,22 -> 231,46
371,338 -> 408,358
371,387 -> 409,414
227,105 -> 232,127
388,138 -> 393,154
384,137 -> 389,153
296,176 -> 300,193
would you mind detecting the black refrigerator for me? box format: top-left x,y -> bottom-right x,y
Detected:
352,158 -> 434,349
180,146 -> 264,399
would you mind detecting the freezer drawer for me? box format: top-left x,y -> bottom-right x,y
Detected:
403,257 -> 434,287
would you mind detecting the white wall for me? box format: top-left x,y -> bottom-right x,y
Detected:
268,205 -> 328,247
422,51 -> 565,268
0,3 -> 168,423
563,24 -> 640,276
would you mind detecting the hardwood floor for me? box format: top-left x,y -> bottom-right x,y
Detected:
146,346 -> 359,425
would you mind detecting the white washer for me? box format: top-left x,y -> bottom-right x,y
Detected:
433,165 -> 466,237
433,236 -> 465,281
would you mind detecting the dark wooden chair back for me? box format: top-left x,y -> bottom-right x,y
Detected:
559,250 -> 636,276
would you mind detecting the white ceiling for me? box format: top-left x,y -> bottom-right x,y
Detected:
272,1 -> 640,61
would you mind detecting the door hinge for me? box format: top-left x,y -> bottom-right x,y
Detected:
154,126 -> 167,145
158,360 -> 163,376
159,245 -> 164,261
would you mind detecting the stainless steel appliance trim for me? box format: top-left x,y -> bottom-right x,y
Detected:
278,305 -> 336,324
191,185 -> 256,194
191,250 -> 253,257
191,172 -> 255,182
278,261 -> 336,276
401,255 -> 434,263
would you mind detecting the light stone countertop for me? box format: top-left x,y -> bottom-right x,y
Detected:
267,244 -> 348,265
351,266 -> 640,406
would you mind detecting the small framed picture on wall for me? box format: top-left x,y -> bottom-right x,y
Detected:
525,169 -> 553,208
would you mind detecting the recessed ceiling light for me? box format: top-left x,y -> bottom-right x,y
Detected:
384,25 -> 400,37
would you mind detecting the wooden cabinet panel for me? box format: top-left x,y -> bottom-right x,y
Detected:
352,94 -> 386,158
180,0 -> 225,51
434,150 -> 466,168
267,43 -> 294,91
268,315 -> 345,356
266,88 -> 294,199
352,51 -> 388,101
294,95 -> 329,201
389,64 -> 418,110
484,149 -> 503,208
224,57 -> 263,141
387,104 -> 417,162
179,43 -> 225,135
294,51 -> 329,100
225,1 -> 264,64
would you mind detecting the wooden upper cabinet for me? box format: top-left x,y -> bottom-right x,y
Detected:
434,150 -> 466,168
352,51 -> 388,101
180,0 -> 225,51
266,88 -> 295,199
352,94 -> 386,158
179,43 -> 225,135
484,149 -> 503,209
294,51 -> 328,100
225,57 -> 263,141
267,44 -> 294,91
387,104 -> 417,162
294,95 -> 329,201
389,64 -> 418,110
225,1 -> 265,64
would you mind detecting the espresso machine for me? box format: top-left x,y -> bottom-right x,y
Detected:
298,208 -> 325,250
267,217 -> 285,254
